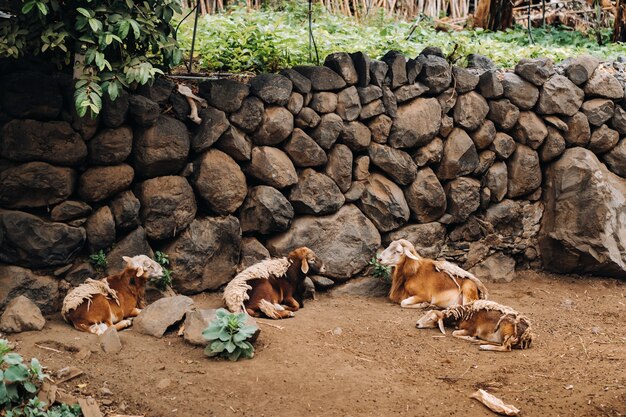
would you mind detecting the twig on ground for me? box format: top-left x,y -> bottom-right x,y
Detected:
36,344 -> 64,353
258,321 -> 284,330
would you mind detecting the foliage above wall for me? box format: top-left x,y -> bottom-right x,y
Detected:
0,0 -> 183,116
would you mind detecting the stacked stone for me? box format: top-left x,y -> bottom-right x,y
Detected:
1,52 -> 625,311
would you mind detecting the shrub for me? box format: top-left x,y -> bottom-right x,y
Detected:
88,249 -> 107,270
0,339 -> 45,411
152,251 -> 173,290
202,309 -> 256,361
369,257 -> 391,283
0,0 -> 183,117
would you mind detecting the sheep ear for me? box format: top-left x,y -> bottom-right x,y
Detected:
437,318 -> 446,334
404,247 -> 420,261
122,256 -> 132,265
301,258 -> 309,274
135,266 -> 145,277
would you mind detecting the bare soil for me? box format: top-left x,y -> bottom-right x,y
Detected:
5,271 -> 626,417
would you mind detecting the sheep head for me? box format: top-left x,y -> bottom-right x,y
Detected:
415,310 -> 447,334
122,255 -> 164,280
377,239 -> 421,267
288,247 -> 325,275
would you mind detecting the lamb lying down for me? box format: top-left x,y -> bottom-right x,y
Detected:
415,300 -> 534,352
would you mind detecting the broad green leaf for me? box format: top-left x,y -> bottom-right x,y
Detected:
76,7 -> 91,17
4,364 -> 29,382
23,381 -> 37,393
3,353 -> 22,365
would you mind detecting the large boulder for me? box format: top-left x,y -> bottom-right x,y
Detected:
134,295 -> 194,338
511,112 -> 548,150
324,52 -> 359,85
358,173 -> 410,232
309,113 -> 344,150
239,237 -> 271,271
0,210 -> 85,268
229,97 -> 263,133
283,128 -> 327,167
192,107 -> 230,152
589,125 -> 619,154
0,162 -> 75,209
540,147 -> 626,277
368,143 -> 417,186
336,87 -> 361,121
507,145 -> 541,198
502,72 -> 539,110
417,55 -> 452,94
453,92 -> 489,131
0,295 -> 45,333
515,58 -> 554,86
583,69 -> 624,99
249,73 -> 292,105
382,222 -> 446,259
105,227 -> 153,274
581,99 -> 615,126
1,72 -> 62,120
191,149 -> 247,215
563,112 -> 591,147
252,106 -> 294,146
198,79 -> 249,113
246,147 -> 298,189
325,144 -> 353,193
444,177 -> 481,223
133,116 -> 190,178
289,169 -> 345,215
1,120 -> 87,166
564,55 -> 599,85
293,66 -> 347,91
88,126 -> 133,165
240,186 -> 294,234
340,121 -> 371,151
536,75 -> 584,116
388,98 -> 441,148
164,216 -> 241,293
84,206 -> 116,252
381,51 -> 408,89
214,126 -> 252,162
267,205 -> 380,280
137,176 -> 197,240
109,190 -> 140,232
78,164 -> 134,203
437,128 -> 479,180
0,265 -> 59,314
404,168 -> 446,223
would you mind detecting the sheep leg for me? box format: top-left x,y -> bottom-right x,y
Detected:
128,308 -> 142,317
400,296 -> 430,309
451,329 -> 480,343
246,308 -> 262,318
479,344 -> 511,352
281,297 -> 300,312
113,319 -> 133,331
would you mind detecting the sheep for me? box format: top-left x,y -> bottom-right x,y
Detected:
62,255 -> 163,335
415,300 -> 534,352
223,247 -> 325,319
377,239 -> 488,309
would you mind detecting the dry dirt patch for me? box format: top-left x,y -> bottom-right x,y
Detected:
6,271 -> 626,417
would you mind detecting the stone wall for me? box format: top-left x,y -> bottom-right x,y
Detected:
1,51 -> 626,313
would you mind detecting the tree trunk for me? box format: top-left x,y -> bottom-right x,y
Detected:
614,0 -> 626,42
474,0 -> 513,30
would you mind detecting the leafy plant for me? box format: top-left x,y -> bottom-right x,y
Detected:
0,0 -> 183,117
88,250 -> 107,270
369,257 -> 392,282
152,251 -> 173,290
0,339 -> 46,412
202,309 -> 256,361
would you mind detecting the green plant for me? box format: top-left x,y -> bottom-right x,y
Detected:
0,339 -> 46,412
152,251 -> 173,290
202,309 -> 256,361
0,0 -> 183,117
88,249 -> 107,270
369,257 -> 391,282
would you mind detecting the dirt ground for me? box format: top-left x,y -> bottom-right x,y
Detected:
5,270 -> 626,417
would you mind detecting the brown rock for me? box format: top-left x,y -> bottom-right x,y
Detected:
414,138 -> 443,167
51,201 -> 92,222
0,265 -> 59,314
367,114 -> 392,144
603,139 -> 626,177
488,99 -> 520,131
325,144 -> 353,193
512,112 -> 548,149
214,126 -> 252,162
192,107 -> 230,152
453,92 -> 489,131
289,169 -> 345,215
589,125 -> 619,154
78,164 -> 134,203
404,168 -> 446,223
502,72 -> 539,110
388,98 -> 441,148
507,145 -> 541,198
309,113 -> 344,150
229,97 -> 264,133
368,143 -> 417,186
336,87 -> 361,121
134,116 -> 190,178
562,112 -> 591,147
444,177 -> 481,223
584,69 -> 625,99
0,295 -> 45,333
470,120 -> 496,150
283,128 -> 328,167
88,126 -> 133,165
295,107 -> 321,129
490,133 -> 516,160
252,106 -> 294,146
536,75 -> 584,116
358,173 -> 410,232
581,99 -> 615,126
340,121 -> 371,151
485,161 -> 508,202
240,186 -> 294,234
246,147 -> 297,189
310,92 -> 338,113
109,191 -> 140,232
85,206 -> 116,252
437,128 -> 479,180
539,127 -> 566,162
0,162 -> 75,209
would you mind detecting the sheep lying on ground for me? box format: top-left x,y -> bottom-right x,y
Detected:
377,239 -> 488,309
223,247 -> 325,319
62,255 -> 163,334
415,300 -> 534,352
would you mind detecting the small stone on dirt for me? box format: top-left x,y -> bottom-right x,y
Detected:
99,327 -> 122,354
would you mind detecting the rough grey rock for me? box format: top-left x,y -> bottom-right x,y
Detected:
581,99 -> 615,126
309,113 -> 344,150
603,139 -> 626,177
515,58 -> 554,86
134,295 -> 194,338
109,191 -> 140,232
388,98 -> 441,148
85,206 -> 115,252
0,162 -> 75,209
453,66 -> 479,93
404,168 -> 446,223
238,237 -> 271,271
453,92 -> 489,131
381,51 -> 408,89
564,55 -> 600,85
540,147 -> 626,277
88,126 -> 133,165
357,85 -> 383,104
584,69 -> 624,99
406,58 -> 422,84
537,75 -> 584,116
283,128 -> 327,167
502,72 -> 539,110
485,161 -> 508,202
381,86 -> 398,118
414,137 -> 443,167
490,133 -> 516,160
293,65 -> 347,91
198,79 -> 249,113
289,169 -> 345,215
137,176 -> 197,240
394,83 -> 428,103
488,99 -> 520,131
164,216 -> 241,293
611,105 -> 626,134
417,55 -> 452,94
215,126 -> 252,162
324,52 -> 359,85
437,128 -> 479,180
128,95 -> 159,127
0,210 -> 85,268
1,120 -> 87,166
540,127 -> 567,162
589,125 -> 619,154
469,253 -> 516,283
0,296 -> 45,333
512,112 -> 548,149
249,73 -> 292,105
358,173 -> 410,232
99,327 -> 122,353
229,97 -> 264,133
78,164 -> 133,203
444,177 -> 481,223
280,68 -> 312,94
359,99 -> 385,120
467,54 -> 497,70
325,144 -> 353,193
246,147 -> 298,189
336,87 -> 362,121
295,107 -> 321,129
252,106 -> 294,146
134,116 -> 190,178
562,112 -> 591,147
478,70 -> 503,98
340,121 -> 371,151
267,204 -> 380,280
507,145 -> 541,198
369,59 -> 389,87
350,51 -> 370,87
330,277 -> 388,297
240,186 -> 294,234
0,265 -> 59,314
193,107 -> 230,152
105,227 -> 153,274
383,222 -> 446,259
368,143 -> 417,186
